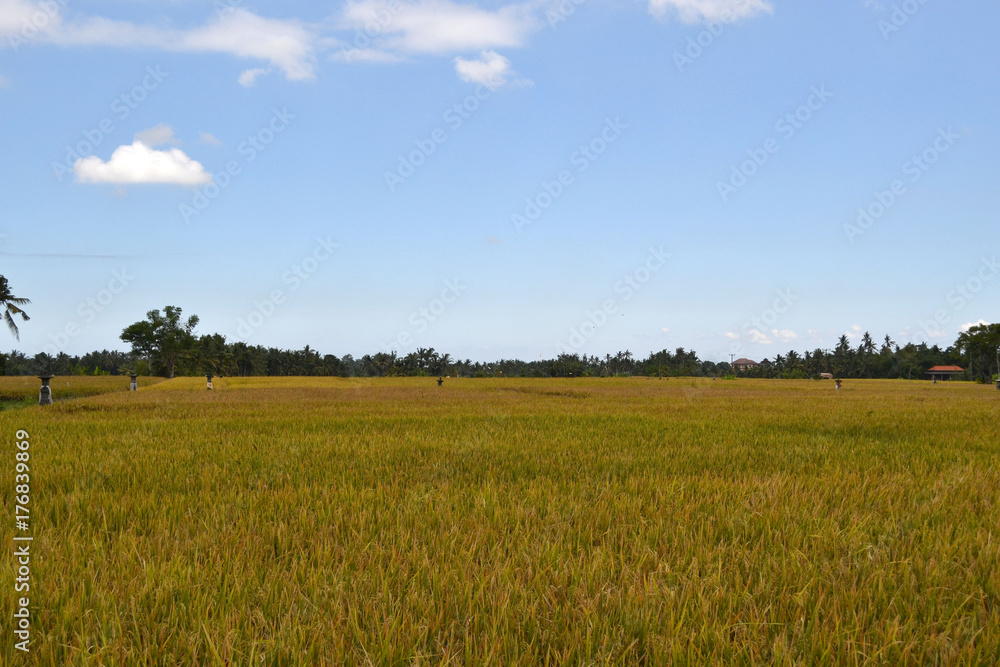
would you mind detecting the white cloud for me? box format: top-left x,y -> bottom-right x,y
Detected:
134,124 -> 176,147
724,331 -> 740,340
7,1 -> 545,86
340,0 -> 535,55
238,67 -> 270,87
0,0 -> 62,36
454,50 -> 513,87
28,8 -> 318,81
772,329 -> 799,343
74,141 -> 211,186
661,327 -> 672,333
747,328 -> 773,344
648,0 -> 773,23
177,10 -> 316,80
200,132 -> 223,146
7,0 -> 773,88
960,319 -> 988,333
331,48 -> 405,64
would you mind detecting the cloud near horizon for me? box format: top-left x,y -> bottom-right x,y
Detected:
739,328 -> 799,345
960,319 -> 988,332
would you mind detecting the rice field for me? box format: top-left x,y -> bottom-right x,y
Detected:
0,375 -> 166,410
2,377 -> 999,665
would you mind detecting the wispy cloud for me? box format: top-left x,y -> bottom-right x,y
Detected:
773,329 -> 799,343
238,67 -> 270,87
340,0 -> 535,56
8,4 -> 319,83
454,50 -> 528,87
648,0 -> 773,23
0,251 -> 202,259
4,0 -> 763,88
199,132 -> 223,146
0,0 -> 59,34
134,124 -> 177,147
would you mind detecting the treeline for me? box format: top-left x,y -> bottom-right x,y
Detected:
4,305 -> 998,381
1,344 -> 713,379
3,327 -> 998,382
739,337 -> 957,380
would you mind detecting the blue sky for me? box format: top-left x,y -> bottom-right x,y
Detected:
1,0 -> 997,362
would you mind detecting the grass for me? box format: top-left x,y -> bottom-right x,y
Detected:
2,377 -> 999,664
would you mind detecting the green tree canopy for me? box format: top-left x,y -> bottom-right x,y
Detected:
954,323 -> 1000,383
121,306 -> 199,378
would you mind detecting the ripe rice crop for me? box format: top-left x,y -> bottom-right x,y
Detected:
0,375 -> 166,409
1,377 -> 998,664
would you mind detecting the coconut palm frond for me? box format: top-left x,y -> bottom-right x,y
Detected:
4,309 -> 21,340
5,303 -> 29,318
0,277 -> 30,339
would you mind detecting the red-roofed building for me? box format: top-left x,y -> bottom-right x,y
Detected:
926,365 -> 964,381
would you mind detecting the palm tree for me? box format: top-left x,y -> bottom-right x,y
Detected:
434,353 -> 452,376
0,276 -> 30,340
860,331 -> 876,356
786,350 -> 802,374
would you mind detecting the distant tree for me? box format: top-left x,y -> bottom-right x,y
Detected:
195,333 -> 231,376
880,335 -> 895,355
432,352 -> 452,376
231,342 -> 260,376
121,306 -> 200,378
955,323 -> 1000,383
362,352 -> 396,377
550,353 -> 585,378
0,276 -> 30,340
857,331 -> 876,377
860,332 -> 876,355
833,335 -> 853,376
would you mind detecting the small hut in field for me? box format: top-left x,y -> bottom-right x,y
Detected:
926,365 -> 964,381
